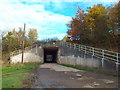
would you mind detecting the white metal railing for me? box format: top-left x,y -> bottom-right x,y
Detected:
60,42 -> 120,71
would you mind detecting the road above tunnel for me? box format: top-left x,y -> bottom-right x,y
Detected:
23,63 -> 118,88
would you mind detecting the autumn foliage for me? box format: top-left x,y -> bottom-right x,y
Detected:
66,2 -> 120,51
2,28 -> 38,63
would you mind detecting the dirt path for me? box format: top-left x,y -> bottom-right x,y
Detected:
23,63 -> 118,88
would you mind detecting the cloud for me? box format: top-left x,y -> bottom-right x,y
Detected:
15,0 -> 118,2
0,0 -> 117,40
39,33 -> 66,40
0,0 -> 72,40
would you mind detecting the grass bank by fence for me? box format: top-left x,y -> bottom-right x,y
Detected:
59,64 -> 119,76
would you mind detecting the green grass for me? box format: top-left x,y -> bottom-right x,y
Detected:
2,63 -> 43,75
2,62 -> 43,88
2,73 -> 28,88
59,64 -> 119,76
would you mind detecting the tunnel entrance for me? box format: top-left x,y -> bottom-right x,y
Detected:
44,47 -> 58,63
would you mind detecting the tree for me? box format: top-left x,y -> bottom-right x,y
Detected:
107,2 -> 120,34
2,28 -> 38,63
28,29 -> 38,43
11,28 -> 24,48
67,7 -> 87,44
62,36 -> 71,42
85,4 -> 108,46
107,1 -> 120,50
2,31 -> 19,53
66,3 -> 119,51
16,28 -> 24,41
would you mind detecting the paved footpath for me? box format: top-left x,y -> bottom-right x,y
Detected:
23,63 -> 118,88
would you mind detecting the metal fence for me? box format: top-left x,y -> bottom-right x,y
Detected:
60,42 -> 120,71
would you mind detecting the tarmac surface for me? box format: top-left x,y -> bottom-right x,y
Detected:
23,63 -> 118,88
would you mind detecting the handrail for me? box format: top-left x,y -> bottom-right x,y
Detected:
60,42 -> 120,64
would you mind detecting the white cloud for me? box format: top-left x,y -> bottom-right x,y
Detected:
0,0 -> 72,40
11,0 -> 118,2
1,0 -> 116,40
39,33 -> 66,40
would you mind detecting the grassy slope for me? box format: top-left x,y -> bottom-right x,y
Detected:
2,62 -> 43,88
59,64 -> 119,76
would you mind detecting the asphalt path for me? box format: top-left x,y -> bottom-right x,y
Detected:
23,63 -> 118,88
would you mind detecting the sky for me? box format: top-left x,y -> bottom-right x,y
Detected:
0,0 -> 119,40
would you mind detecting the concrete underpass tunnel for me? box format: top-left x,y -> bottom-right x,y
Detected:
44,47 -> 59,63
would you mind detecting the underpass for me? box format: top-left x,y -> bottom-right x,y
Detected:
10,42 -> 119,88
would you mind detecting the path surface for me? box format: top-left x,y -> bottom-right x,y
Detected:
23,63 -> 118,88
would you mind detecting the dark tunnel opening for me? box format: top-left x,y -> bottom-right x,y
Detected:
44,47 -> 58,63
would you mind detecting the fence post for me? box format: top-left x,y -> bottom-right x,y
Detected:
65,42 -> 67,47
77,56 -> 79,65
116,53 -> 119,71
65,42 -> 66,46
70,43 -> 71,48
74,43 -> 76,49
85,46 -> 86,53
90,47 -> 91,54
79,45 -> 81,51
81,45 -> 83,51
102,50 -> 104,68
92,48 -> 94,56
67,42 -> 69,47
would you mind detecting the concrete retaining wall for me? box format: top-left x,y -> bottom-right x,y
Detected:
59,55 -> 101,68
11,52 -> 43,63
10,46 -> 44,63
10,44 -> 118,72
58,46 -> 117,72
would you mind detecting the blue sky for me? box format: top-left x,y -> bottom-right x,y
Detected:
0,0 -> 118,40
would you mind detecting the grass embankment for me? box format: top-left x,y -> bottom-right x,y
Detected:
60,64 -> 119,76
2,62 -> 43,88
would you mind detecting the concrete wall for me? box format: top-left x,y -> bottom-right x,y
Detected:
10,44 -> 118,72
11,46 -> 44,63
10,45 -> 59,63
59,56 -> 101,68
11,52 -> 43,63
58,46 -> 117,72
